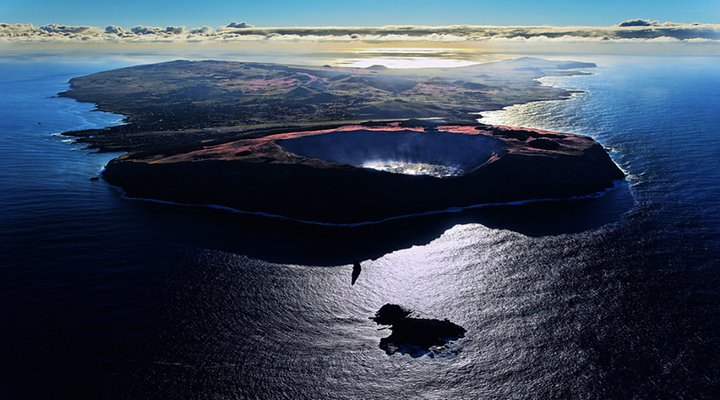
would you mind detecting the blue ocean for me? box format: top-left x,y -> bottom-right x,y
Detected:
1,54 -> 719,399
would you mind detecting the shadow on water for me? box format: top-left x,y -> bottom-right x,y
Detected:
128,181 -> 635,266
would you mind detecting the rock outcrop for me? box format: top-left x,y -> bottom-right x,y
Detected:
372,304 -> 466,356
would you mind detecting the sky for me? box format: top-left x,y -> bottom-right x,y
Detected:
1,0 -> 719,27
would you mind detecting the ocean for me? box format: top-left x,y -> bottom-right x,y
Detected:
0,54 -> 719,399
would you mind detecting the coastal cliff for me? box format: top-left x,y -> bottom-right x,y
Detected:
101,123 -> 624,224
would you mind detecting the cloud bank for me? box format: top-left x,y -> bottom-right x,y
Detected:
1,20 -> 719,44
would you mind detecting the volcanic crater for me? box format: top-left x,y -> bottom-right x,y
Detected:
101,122 -> 625,224
277,129 -> 503,178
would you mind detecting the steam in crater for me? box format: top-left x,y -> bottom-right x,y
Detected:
278,129 -> 502,178
361,161 -> 464,178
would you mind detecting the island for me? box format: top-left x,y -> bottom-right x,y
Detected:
59,58 -> 623,224
372,304 -> 466,356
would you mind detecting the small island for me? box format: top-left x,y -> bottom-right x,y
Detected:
60,58 -> 623,224
372,304 -> 466,356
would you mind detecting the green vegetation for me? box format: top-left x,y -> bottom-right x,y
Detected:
60,57 -> 594,154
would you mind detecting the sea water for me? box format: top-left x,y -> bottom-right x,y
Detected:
1,55 -> 719,399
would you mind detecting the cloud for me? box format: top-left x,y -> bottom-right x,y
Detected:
164,26 -> 185,34
190,26 -> 213,34
0,20 -> 718,44
40,23 -> 96,34
226,21 -> 253,29
617,19 -> 659,27
104,25 -> 124,34
130,25 -> 164,35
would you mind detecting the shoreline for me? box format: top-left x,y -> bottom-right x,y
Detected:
100,122 -> 625,224
110,178 -> 628,228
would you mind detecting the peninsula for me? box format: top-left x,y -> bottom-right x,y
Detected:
60,58 -> 623,224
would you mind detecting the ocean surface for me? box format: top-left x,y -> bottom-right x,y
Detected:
1,54 -> 719,399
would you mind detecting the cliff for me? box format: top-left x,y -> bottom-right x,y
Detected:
101,123 -> 624,224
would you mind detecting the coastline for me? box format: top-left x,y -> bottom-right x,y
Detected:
99,122 -> 624,224
110,178 -> 628,227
